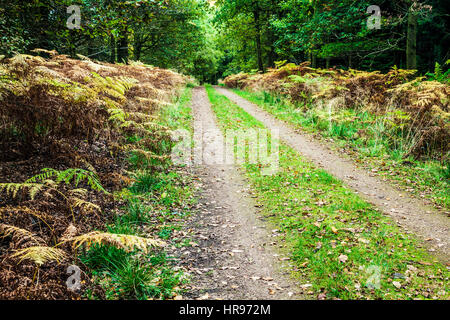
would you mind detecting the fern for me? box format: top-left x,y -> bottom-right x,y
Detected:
0,224 -> 41,244
131,148 -> 169,162
108,108 -> 129,123
26,168 -> 107,193
288,75 -> 308,83
0,206 -> 53,232
426,62 -> 450,84
11,246 -> 67,266
68,188 -> 88,197
90,72 -> 138,100
66,231 -> 165,253
0,182 -> 46,200
71,197 -> 101,214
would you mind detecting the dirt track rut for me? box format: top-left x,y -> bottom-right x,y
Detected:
182,87 -> 302,299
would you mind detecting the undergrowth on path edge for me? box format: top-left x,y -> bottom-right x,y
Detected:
231,89 -> 449,211
82,86 -> 196,300
205,85 -> 449,300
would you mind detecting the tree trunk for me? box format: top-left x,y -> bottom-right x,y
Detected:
406,12 -> 417,69
134,36 -> 142,61
37,3 -> 50,49
87,41 -> 94,57
110,34 -> 116,63
253,9 -> 264,72
311,0 -> 319,69
117,29 -> 129,64
134,45 -> 141,61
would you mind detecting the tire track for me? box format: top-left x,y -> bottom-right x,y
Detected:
182,87 -> 302,299
215,86 -> 449,262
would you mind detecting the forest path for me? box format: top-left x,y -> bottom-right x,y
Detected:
182,87 -> 302,300
215,86 -> 450,263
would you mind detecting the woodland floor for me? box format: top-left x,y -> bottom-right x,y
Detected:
172,86 -> 449,300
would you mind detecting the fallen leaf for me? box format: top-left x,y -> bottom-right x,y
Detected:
300,261 -> 309,268
358,238 -> 369,244
198,293 -> 209,300
338,254 -> 348,263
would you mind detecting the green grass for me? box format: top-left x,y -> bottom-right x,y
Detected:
82,86 -> 195,300
82,246 -> 182,300
232,89 -> 449,210
206,85 -> 449,300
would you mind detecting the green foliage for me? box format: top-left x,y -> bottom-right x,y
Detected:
0,0 -> 219,83
81,244 -> 181,300
26,168 -> 106,193
426,62 -> 450,84
214,0 -> 448,76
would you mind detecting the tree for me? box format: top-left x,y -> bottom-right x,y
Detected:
216,0 -> 277,72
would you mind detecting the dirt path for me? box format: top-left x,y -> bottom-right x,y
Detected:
180,87 -> 303,300
215,86 -> 450,262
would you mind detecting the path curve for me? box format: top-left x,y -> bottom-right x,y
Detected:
182,87 -> 303,299
215,86 -> 450,262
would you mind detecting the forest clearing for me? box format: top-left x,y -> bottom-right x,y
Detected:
0,0 -> 449,306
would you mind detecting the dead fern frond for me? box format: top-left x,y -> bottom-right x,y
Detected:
0,182 -> 46,200
31,48 -> 59,57
11,246 -> 67,266
131,148 -> 169,161
68,188 -> 89,197
0,206 -> 53,232
0,224 -> 39,242
71,197 -> 101,214
0,206 -> 46,220
67,231 -> 165,253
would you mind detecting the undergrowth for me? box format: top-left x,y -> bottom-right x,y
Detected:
81,86 -> 195,300
0,51 -> 194,299
232,89 -> 449,210
224,62 -> 449,164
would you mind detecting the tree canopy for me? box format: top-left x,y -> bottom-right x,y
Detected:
1,0 -> 448,82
